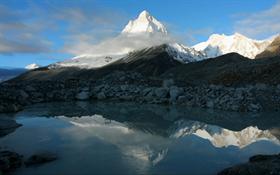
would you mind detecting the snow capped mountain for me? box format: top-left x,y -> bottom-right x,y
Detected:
193,33 -> 274,59
166,43 -> 206,63
53,43 -> 206,69
25,63 -> 40,70
54,10 -> 205,69
122,10 -> 167,35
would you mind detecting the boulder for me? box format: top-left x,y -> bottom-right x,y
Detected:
19,90 -> 29,100
169,86 -> 183,102
162,79 -> 174,88
142,88 -> 153,96
76,91 -> 89,100
154,88 -> 169,98
206,100 -> 214,108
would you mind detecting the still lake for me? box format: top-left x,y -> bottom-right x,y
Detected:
1,101 -> 280,175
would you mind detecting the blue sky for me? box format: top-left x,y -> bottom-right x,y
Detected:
0,0 -> 279,68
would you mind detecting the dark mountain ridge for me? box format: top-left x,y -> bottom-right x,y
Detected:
1,44 -> 280,113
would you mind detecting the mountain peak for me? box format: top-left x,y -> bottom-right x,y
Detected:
121,10 -> 167,35
138,10 -> 150,18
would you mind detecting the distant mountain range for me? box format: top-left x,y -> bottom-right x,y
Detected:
0,63 -> 40,82
0,68 -> 26,82
53,10 -> 278,69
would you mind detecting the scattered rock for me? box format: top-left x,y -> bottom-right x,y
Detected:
218,154 -> 280,175
248,103 -> 261,112
19,90 -> 29,100
25,152 -> 58,167
0,150 -> 23,173
206,100 -> 214,108
1,78 -> 279,113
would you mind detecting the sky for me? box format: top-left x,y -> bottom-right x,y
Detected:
0,0 -> 279,68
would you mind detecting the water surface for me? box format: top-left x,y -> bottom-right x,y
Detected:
1,101 -> 280,175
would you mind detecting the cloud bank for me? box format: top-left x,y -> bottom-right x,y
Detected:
63,33 -> 176,56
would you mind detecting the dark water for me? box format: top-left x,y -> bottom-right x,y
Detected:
1,101 -> 280,175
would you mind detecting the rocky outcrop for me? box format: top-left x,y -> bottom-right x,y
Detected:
218,154 -> 280,175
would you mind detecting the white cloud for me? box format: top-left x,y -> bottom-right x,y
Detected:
0,3 -> 127,56
63,33 -> 176,56
235,1 -> 280,38
0,5 -> 51,55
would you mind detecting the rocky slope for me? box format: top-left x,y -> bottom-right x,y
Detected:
1,45 -> 280,113
162,53 -> 280,86
256,35 -> 280,59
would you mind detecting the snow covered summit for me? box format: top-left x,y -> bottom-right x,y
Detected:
193,33 -> 273,59
122,10 -> 167,35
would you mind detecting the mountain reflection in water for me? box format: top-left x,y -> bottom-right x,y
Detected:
1,101 -> 280,175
